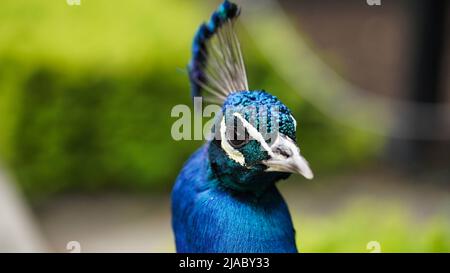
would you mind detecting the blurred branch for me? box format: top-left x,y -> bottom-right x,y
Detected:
238,0 -> 450,140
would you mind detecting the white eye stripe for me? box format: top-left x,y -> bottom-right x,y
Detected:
219,113 -> 282,165
233,113 -> 275,158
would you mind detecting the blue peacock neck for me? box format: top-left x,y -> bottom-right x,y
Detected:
197,143 -> 298,253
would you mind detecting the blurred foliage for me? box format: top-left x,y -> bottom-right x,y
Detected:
0,0 -> 381,198
295,199 -> 450,252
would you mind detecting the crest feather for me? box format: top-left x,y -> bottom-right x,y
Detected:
188,0 -> 249,104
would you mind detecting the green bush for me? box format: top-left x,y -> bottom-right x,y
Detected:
295,198 -> 450,252
0,0 -> 381,198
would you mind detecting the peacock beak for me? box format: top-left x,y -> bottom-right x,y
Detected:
262,134 -> 314,180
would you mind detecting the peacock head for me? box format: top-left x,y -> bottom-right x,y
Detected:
208,91 -> 313,192
188,0 -> 313,193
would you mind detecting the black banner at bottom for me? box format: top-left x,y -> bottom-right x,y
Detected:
0,253 -> 446,272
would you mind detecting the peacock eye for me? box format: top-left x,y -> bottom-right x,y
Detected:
229,135 -> 249,148
227,116 -> 250,148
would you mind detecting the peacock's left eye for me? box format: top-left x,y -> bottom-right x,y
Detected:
227,116 -> 250,148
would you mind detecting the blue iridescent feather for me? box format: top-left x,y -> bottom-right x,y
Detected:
172,92 -> 298,253
172,144 -> 297,253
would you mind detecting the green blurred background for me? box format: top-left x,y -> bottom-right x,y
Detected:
0,0 -> 448,252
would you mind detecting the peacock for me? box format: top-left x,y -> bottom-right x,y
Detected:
171,0 -> 313,253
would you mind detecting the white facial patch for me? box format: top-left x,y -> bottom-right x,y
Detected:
219,112 -> 276,166
262,133 -> 314,179
220,117 -> 245,165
